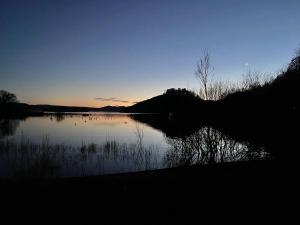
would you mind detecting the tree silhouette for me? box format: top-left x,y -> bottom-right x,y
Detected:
164,127 -> 267,167
195,53 -> 234,100
288,48 -> 300,71
0,90 -> 18,104
195,51 -> 212,100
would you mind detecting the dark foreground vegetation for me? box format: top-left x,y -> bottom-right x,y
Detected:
0,159 -> 297,222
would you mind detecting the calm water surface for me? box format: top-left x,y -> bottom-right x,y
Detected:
0,113 -> 268,178
12,113 -> 166,147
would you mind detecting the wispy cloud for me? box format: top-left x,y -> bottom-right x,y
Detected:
94,97 -> 133,103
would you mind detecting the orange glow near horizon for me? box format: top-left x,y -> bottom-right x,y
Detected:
26,98 -> 144,108
17,87 -> 157,108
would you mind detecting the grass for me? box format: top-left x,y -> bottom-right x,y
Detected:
0,127 -> 269,179
0,136 -> 160,179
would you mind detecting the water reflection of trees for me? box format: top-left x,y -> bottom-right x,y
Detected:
164,127 -> 268,167
0,119 -> 20,139
53,113 -> 66,122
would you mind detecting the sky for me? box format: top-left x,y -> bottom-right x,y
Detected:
1,0 -> 300,107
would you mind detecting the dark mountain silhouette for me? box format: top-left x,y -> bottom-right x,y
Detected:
29,104 -> 98,112
125,58 -> 299,122
123,88 -> 205,115
31,104 -> 126,112
96,105 -> 126,112
128,59 -> 300,160
0,103 -> 126,117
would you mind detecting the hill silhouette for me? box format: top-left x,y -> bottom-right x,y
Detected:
29,104 -> 126,113
0,102 -> 125,118
219,67 -> 299,119
124,88 -> 205,115
127,58 -> 300,160
125,57 -> 299,122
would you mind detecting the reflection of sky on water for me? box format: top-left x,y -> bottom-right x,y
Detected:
9,113 -> 167,148
0,113 -> 268,178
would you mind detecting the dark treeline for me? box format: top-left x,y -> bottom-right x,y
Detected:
126,54 -> 299,118
210,59 -> 299,159
129,54 -> 300,160
0,102 -> 126,118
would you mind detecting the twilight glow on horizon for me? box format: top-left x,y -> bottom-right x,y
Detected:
1,0 -> 300,107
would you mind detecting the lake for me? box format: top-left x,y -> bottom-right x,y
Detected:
0,113 -> 268,178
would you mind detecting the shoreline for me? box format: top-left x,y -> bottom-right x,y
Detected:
0,157 -> 296,222
0,159 -> 288,191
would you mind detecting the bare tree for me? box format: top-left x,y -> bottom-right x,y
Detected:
195,52 -> 212,100
207,80 -> 238,101
164,127 -> 267,167
240,70 -> 272,90
194,53 -> 275,101
288,48 -> 300,71
241,70 -> 262,90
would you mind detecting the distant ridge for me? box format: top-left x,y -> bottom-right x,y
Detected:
31,104 -> 126,112
30,104 -> 98,112
0,103 -> 127,115
124,88 -> 205,113
96,105 -> 126,112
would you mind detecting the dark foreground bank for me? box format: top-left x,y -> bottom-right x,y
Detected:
0,159 -> 297,223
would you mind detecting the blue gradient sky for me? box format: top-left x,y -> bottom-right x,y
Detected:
1,0 -> 299,107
